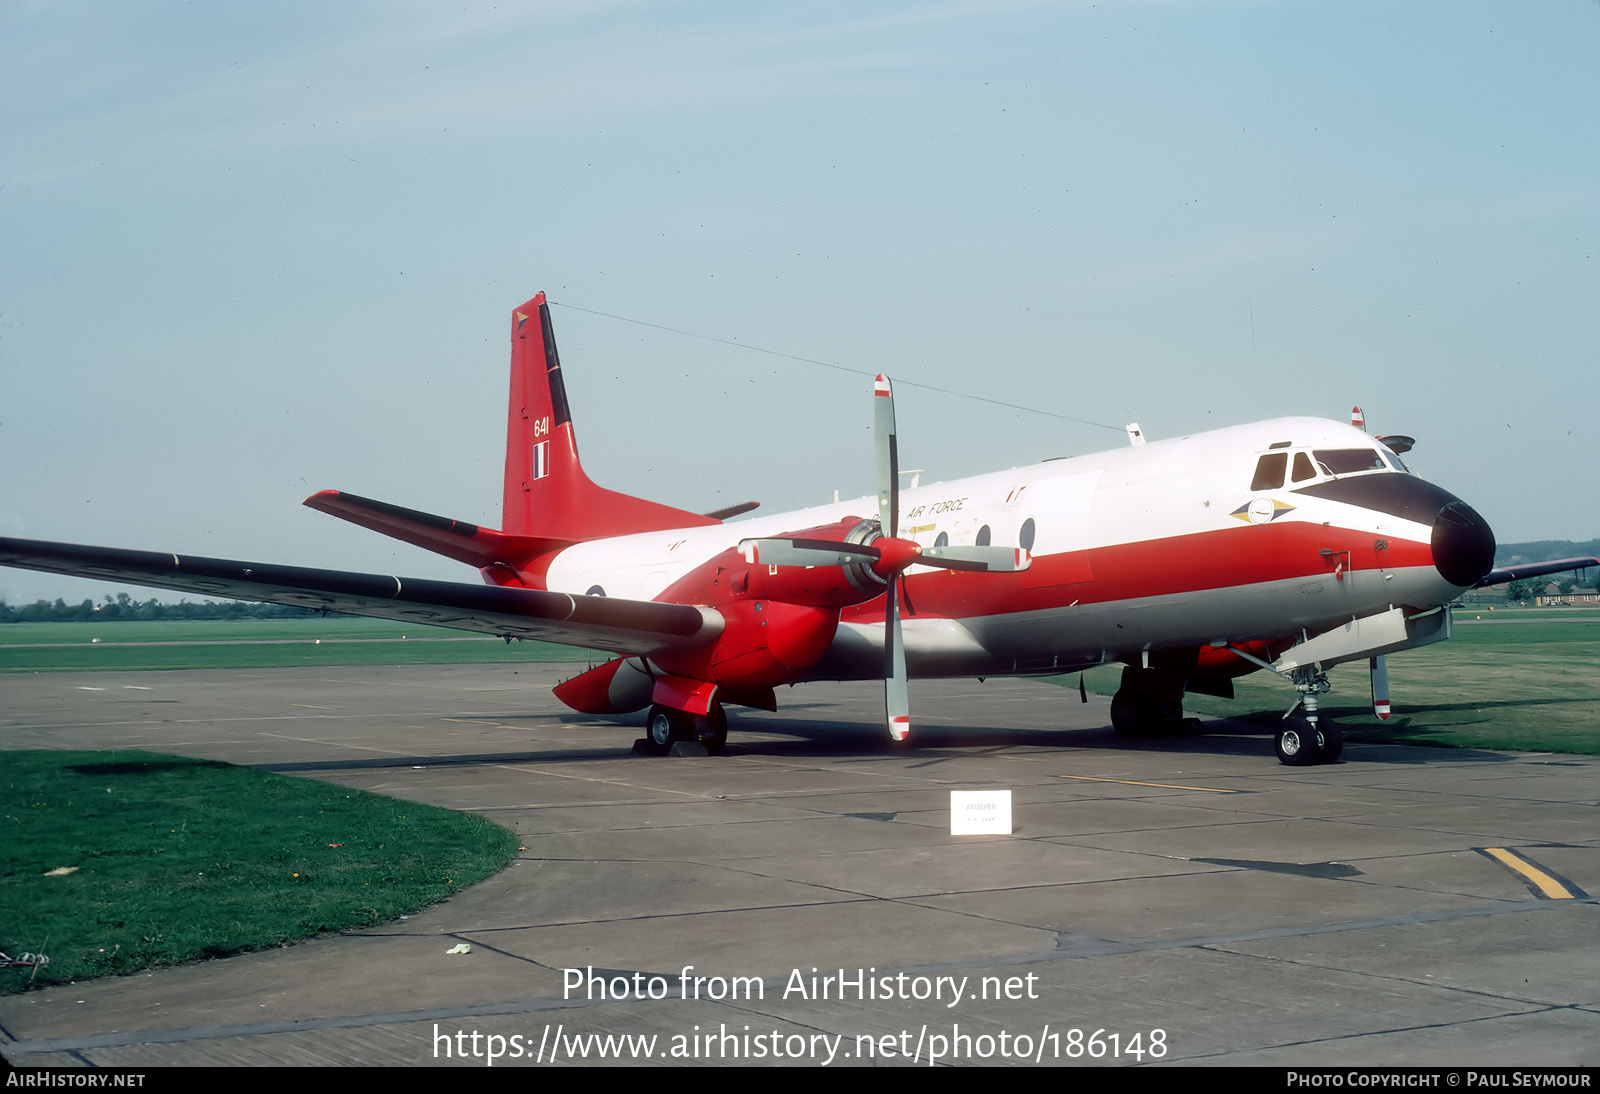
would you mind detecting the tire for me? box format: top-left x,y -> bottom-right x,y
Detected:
1313,719 -> 1343,765
646,704 -> 688,754
1110,688 -> 1161,737
1275,720 -> 1320,766
694,704 -> 728,756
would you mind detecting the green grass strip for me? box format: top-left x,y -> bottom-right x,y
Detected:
1048,611 -> 1600,755
0,750 -> 520,993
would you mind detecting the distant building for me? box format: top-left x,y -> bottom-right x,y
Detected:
1534,587 -> 1599,607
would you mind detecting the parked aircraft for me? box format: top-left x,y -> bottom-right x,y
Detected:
2,294 -> 1593,763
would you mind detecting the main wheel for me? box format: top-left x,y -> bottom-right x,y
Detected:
1110,688 -> 1163,737
694,704 -> 728,756
646,704 -> 690,755
1313,718 -> 1343,765
1275,720 -> 1320,766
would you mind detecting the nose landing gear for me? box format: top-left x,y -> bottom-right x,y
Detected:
1276,667 -> 1343,766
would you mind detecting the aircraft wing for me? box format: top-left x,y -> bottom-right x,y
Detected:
0,537 -> 719,657
1475,557 -> 1599,588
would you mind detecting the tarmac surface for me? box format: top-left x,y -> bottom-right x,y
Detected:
2,662 -> 1596,1068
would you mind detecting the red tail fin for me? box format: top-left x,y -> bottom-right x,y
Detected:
504,294 -> 718,541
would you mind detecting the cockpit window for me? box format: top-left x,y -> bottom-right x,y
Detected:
1251,452 -> 1287,491
1312,448 -> 1386,476
1291,451 -> 1316,483
1379,448 -> 1409,474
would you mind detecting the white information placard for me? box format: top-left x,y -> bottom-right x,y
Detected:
950,790 -> 1012,835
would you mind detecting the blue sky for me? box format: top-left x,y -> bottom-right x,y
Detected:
3,1 -> 1596,604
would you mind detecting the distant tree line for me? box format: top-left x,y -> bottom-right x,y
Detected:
1504,577 -> 1585,602
0,593 -> 325,624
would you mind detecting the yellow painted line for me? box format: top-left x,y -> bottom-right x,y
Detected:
291,704 -> 331,709
1482,847 -> 1578,900
1056,775 -> 1237,794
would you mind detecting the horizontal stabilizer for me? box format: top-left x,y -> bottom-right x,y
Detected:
0,536 -> 720,657
305,490 -> 570,571
703,501 -> 760,521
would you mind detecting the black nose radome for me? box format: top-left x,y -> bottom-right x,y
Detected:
1432,501 -> 1495,588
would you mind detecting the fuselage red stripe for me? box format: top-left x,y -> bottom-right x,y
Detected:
838,521 -> 1433,624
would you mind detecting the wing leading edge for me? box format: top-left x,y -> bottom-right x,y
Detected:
0,537 -> 720,657
1474,557 -> 1599,589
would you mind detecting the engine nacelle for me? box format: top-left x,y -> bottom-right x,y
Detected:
642,518 -> 882,692
658,517 -> 886,610
553,656 -> 655,714
652,598 -> 839,690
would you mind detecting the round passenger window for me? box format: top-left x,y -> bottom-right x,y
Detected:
934,532 -> 949,548
976,524 -> 991,547
1019,518 -> 1036,552
586,585 -> 606,597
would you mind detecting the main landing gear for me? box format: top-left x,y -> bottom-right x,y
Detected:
1109,665 -> 1193,737
642,703 -> 728,756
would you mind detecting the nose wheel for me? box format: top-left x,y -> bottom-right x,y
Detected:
1275,716 -> 1343,766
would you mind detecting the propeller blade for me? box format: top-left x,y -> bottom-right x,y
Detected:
874,374 -> 899,538
1370,655 -> 1391,721
884,576 -> 910,741
919,545 -> 1032,573
740,538 -> 879,567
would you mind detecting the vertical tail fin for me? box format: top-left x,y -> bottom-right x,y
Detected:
504,294 -> 719,541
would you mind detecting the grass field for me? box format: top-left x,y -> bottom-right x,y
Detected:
0,617 -> 593,672
0,749 -> 520,994
1054,609 -> 1600,755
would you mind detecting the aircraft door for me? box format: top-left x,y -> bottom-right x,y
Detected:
1018,471 -> 1099,589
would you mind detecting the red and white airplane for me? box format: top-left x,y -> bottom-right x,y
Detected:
3,293 -> 1593,764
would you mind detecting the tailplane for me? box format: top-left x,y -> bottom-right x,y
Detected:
303,490 -> 568,577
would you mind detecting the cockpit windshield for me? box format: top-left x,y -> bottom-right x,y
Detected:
1252,445 -> 1404,493
1312,448 -> 1386,477
1378,447 -> 1409,474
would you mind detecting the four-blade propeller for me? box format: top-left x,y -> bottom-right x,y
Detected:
738,374 -> 1030,743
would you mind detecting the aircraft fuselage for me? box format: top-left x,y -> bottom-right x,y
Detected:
543,415 -> 1492,682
